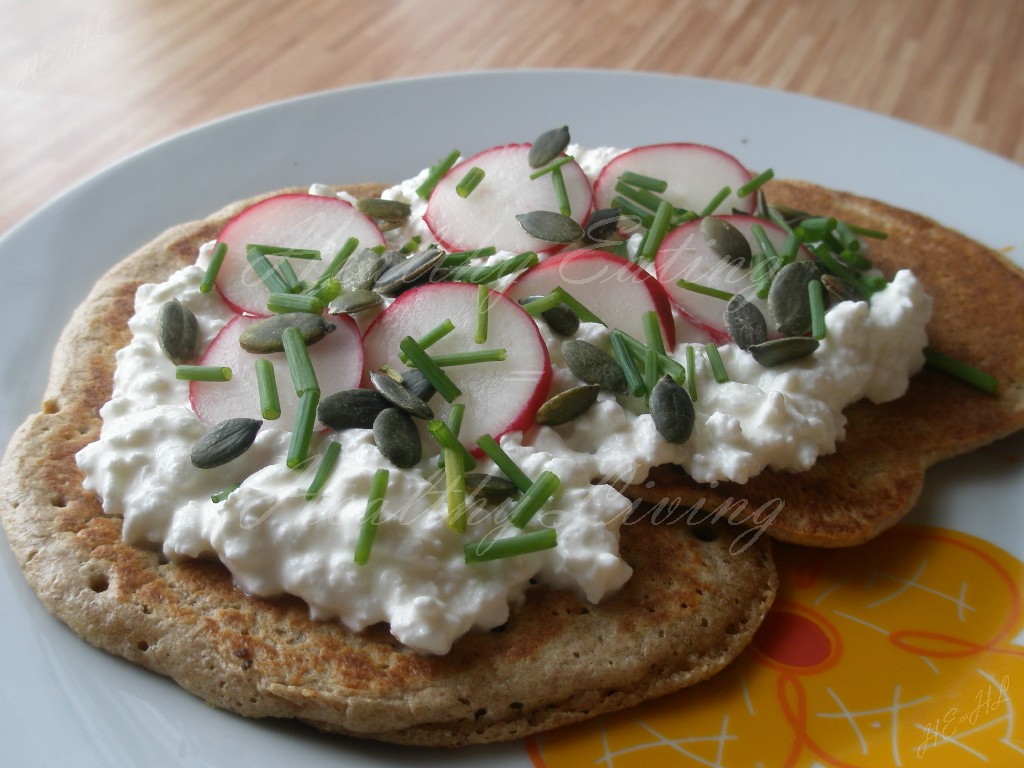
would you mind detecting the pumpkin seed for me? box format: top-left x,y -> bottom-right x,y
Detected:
356,197 -> 411,221
821,273 -> 864,303
339,248 -> 387,292
327,288 -> 383,315
700,216 -> 752,268
768,261 -> 821,336
158,299 -> 200,365
317,388 -> 390,430
723,294 -> 768,350
373,407 -> 422,468
561,339 -> 628,394
518,296 -> 580,337
650,375 -> 695,444
536,384 -> 601,426
528,125 -> 570,168
370,370 -> 434,419
516,210 -> 584,244
238,313 -> 335,353
373,247 -> 445,296
584,207 -> 622,244
190,418 -> 262,469
464,473 -> 520,502
400,368 -> 436,402
748,336 -> 819,367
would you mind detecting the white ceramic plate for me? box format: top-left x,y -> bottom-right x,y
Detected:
1,70 -> 1022,767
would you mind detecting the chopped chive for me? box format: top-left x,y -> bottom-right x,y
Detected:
211,483 -> 240,503
398,318 -> 456,365
838,248 -> 873,271
428,415 -> 477,472
443,439 -> 468,532
520,291 -> 564,317
246,248 -> 290,294
642,310 -> 667,355
400,234 -> 422,254
751,250 -> 772,300
614,180 -> 665,214
176,365 -> 232,382
610,331 -> 646,397
699,186 -> 732,217
255,359 -> 281,420
475,284 -> 489,344
751,223 -> 779,266
644,347 -> 659,402
445,251 -> 538,284
834,221 -> 861,251
354,468 -> 389,565
847,223 -> 888,240
476,435 -> 532,493
369,244 -> 387,254
610,195 -> 655,228
812,246 -> 880,297
528,155 -> 573,180
443,246 -> 497,266
779,232 -> 801,266
808,280 -> 827,340
456,166 -> 486,198
247,244 -> 321,260
798,217 -> 839,237
553,287 -> 604,325
399,336 -> 461,402
767,206 -> 795,235
200,242 -> 228,293
614,330 -> 685,380
307,276 -> 341,305
923,347 -> 998,394
267,292 -> 324,314
464,528 -> 557,564
551,166 -> 571,216
704,343 -> 729,383
637,199 -> 673,262
508,470 -> 561,528
737,169 -> 775,198
315,237 -> 359,286
277,258 -> 301,292
305,440 -> 341,501
685,346 -> 698,403
428,348 -> 507,367
672,209 -> 700,227
447,402 -> 466,437
676,279 -> 734,301
282,326 -> 319,396
619,171 -> 668,193
286,390 -> 319,469
416,149 -> 460,199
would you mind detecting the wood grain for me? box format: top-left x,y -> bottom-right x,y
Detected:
1,0 -> 1021,238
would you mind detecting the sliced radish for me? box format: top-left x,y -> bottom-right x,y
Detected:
504,248 -> 676,348
215,194 -> 386,316
655,215 -> 810,340
593,143 -> 754,218
190,314 -> 364,425
362,283 -> 551,451
423,144 -> 593,254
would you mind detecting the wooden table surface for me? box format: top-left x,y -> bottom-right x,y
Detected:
2,0 -> 1021,239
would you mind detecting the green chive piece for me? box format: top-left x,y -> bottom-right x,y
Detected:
465,528 -> 557,564
399,336 -> 461,402
176,365 -> 232,382
839,248 -> 873,271
475,284 -> 490,344
644,347 -> 659,403
676,279 -> 734,302
847,223 -> 889,240
685,346 -> 698,403
751,224 -> 779,265
551,166 -> 572,217
619,171 -> 668,193
610,331 -> 646,397
255,359 -> 281,420
427,349 -> 507,367
211,483 -> 240,504
247,244 -> 321,260
637,199 -> 673,262
398,318 -> 456,365
456,166 -> 486,198
700,186 -> 732,217
737,169 -> 775,198
287,390 -> 319,469
354,468 -> 390,565
553,287 -> 604,325
780,233 -> 801,266
767,206 -> 795,235
443,439 -> 468,532
797,217 -> 839,237
277,258 -> 301,292
428,415 -> 477,473
445,251 -> 538,284
305,440 -> 341,501
923,348 -> 998,394
528,155 -> 573,180
267,292 -> 324,314
447,402 -> 466,437
813,246 -> 880,297
443,246 -> 497,266
642,310 -> 667,355
614,180 -> 665,214
476,435 -> 532,493
200,242 -> 228,293
307,276 -> 341,305
808,280 -> 827,340
508,470 -> 561,528
614,330 -> 685,380
400,234 -> 422,254
610,195 -> 655,229
416,149 -> 460,199
520,291 -> 564,317
752,250 -> 772,300
315,237 -> 359,286
704,343 -> 730,383
247,248 -> 290,294
282,326 -> 319,396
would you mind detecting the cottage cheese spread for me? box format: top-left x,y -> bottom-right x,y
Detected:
76,147 -> 931,654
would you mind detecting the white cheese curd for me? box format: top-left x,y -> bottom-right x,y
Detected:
77,146 -> 931,654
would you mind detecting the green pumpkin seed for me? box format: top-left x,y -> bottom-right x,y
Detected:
650,375 -> 695,444
518,296 -> 580,337
370,370 -> 434,419
561,339 -> 628,395
317,388 -> 390,430
516,210 -> 584,244
339,248 -> 388,292
821,274 -> 863,303
536,384 -> 601,426
190,418 -> 262,469
327,289 -> 383,315
356,197 -> 411,221
373,407 -> 422,468
748,336 -> 819,367
700,216 -> 752,268
768,261 -> 822,336
528,126 -> 570,168
158,299 -> 200,365
464,473 -> 520,502
238,313 -> 335,354
723,294 -> 768,350
373,247 -> 445,296
400,369 -> 436,402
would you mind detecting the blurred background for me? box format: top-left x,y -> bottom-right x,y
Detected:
2,0 -> 1022,237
